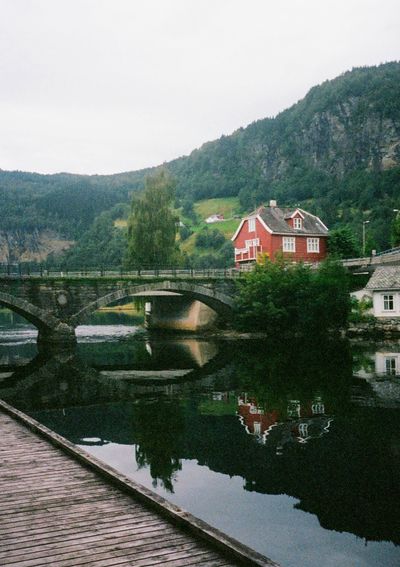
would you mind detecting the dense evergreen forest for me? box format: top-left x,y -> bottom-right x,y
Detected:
1,62 -> 399,265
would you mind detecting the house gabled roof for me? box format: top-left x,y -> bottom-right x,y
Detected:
258,206 -> 328,236
366,266 -> 400,291
231,205 -> 328,241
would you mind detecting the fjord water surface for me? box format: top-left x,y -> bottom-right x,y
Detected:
0,310 -> 399,567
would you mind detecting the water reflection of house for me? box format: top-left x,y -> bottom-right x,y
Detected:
237,394 -> 332,450
352,349 -> 400,407
375,351 -> 400,376
237,395 -> 279,440
353,348 -> 400,378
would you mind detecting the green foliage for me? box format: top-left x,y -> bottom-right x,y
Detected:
187,241 -> 234,269
0,170 -> 140,239
195,227 -> 226,249
349,296 -> 374,323
181,198 -> 197,222
1,62 -> 400,264
47,205 -> 128,268
328,226 -> 360,258
125,169 -> 179,268
179,225 -> 193,241
234,259 -> 350,334
391,212 -> 400,247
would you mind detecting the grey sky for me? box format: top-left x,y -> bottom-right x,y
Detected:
0,0 -> 399,175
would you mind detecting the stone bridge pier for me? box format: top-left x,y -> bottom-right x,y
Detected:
0,275 -> 237,346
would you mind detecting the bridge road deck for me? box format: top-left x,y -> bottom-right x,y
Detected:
0,402 -> 277,567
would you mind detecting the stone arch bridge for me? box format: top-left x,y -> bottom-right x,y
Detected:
0,273 -> 237,346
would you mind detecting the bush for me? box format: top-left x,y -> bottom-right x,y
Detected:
195,228 -> 226,249
234,259 -> 350,334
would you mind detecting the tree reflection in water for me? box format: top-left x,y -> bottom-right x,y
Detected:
133,398 -> 185,492
1,333 -> 399,549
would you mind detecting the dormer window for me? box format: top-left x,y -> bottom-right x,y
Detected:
293,217 -> 302,230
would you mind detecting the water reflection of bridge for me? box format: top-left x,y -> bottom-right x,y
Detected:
0,339 -> 233,410
1,338 -> 399,549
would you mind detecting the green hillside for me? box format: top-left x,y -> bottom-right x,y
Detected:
1,62 -> 400,264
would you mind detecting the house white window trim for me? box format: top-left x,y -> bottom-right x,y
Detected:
293,217 -> 303,230
234,247 -> 248,255
383,294 -> 394,311
385,357 -> 397,375
283,236 -> 296,252
307,237 -> 320,253
245,238 -> 260,248
248,218 -> 256,232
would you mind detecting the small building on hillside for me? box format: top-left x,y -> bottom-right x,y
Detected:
231,200 -> 328,267
365,266 -> 400,318
205,214 -> 224,224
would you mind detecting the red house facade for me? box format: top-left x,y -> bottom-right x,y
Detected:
231,200 -> 328,267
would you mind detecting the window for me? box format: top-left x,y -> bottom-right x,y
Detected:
283,236 -> 296,252
245,238 -> 260,248
293,217 -> 302,229
248,218 -> 256,232
383,294 -> 394,311
298,423 -> 309,438
307,238 -> 320,253
385,357 -> 397,375
312,403 -> 325,415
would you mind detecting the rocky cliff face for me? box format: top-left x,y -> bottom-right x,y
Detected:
256,97 -> 400,182
0,230 -> 73,264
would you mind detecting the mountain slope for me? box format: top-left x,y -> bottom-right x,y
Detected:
1,61 -> 399,262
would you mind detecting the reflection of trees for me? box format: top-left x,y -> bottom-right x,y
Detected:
133,398 -> 185,492
232,335 -> 353,417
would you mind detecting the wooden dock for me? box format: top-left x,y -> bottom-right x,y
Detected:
0,400 -> 278,567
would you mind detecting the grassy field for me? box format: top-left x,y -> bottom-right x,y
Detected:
193,197 -> 241,220
115,196 -> 242,256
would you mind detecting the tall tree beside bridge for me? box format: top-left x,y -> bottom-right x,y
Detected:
126,169 -> 178,268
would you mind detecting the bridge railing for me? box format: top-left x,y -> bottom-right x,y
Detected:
374,246 -> 400,257
0,265 -> 244,279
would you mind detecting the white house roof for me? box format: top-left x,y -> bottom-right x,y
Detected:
366,266 -> 400,291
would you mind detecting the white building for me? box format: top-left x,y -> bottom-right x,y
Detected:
366,266 -> 400,318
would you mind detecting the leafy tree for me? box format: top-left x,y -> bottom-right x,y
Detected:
234,259 -> 350,334
181,198 -> 197,222
125,169 -> 179,268
328,226 -> 359,258
195,227 -> 226,249
391,212 -> 400,247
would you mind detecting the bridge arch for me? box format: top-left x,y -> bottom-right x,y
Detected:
70,280 -> 235,327
0,291 -> 61,333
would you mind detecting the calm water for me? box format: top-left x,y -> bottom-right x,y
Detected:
0,309 -> 399,567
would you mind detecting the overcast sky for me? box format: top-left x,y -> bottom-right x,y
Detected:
0,0 -> 399,175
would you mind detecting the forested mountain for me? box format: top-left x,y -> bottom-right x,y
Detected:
1,61 -> 399,263
168,62 -> 400,250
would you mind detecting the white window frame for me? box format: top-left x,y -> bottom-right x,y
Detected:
253,422 -> 262,435
248,218 -> 256,232
245,238 -> 260,248
293,217 -> 303,229
383,294 -> 394,311
385,357 -> 397,375
283,236 -> 296,252
307,238 -> 320,253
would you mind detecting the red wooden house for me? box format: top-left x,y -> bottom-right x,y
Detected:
231,200 -> 328,267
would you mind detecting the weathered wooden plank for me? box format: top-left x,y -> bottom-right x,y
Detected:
0,508 -> 152,535
0,402 -> 278,567
0,511 -> 163,543
0,527 -> 187,564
